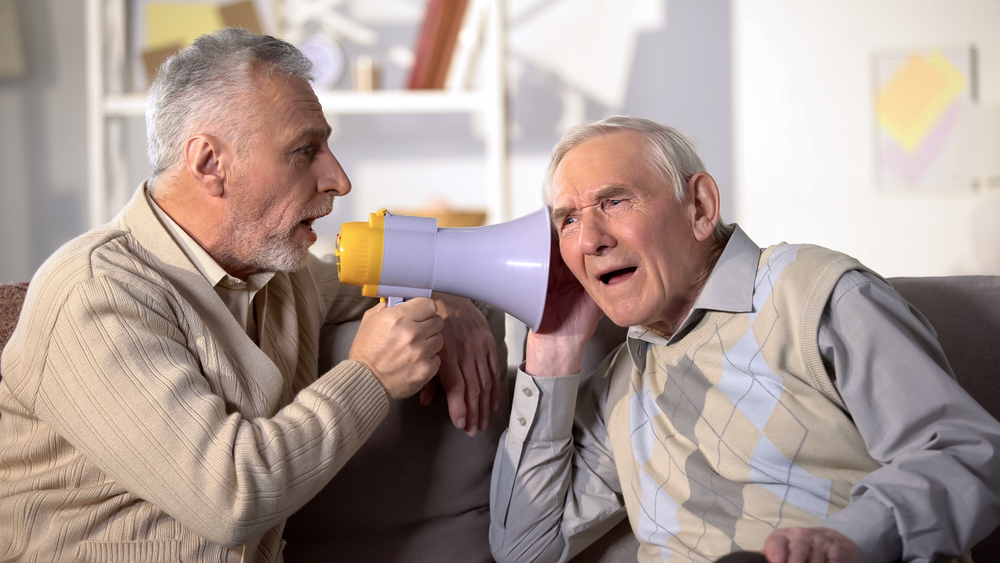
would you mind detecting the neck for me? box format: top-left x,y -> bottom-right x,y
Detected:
149,182 -> 253,280
647,231 -> 730,339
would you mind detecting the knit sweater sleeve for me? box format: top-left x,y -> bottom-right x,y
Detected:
30,274 -> 389,547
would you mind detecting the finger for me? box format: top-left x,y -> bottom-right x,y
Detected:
763,533 -> 789,563
419,378 -> 436,406
439,360 -> 468,430
826,542 -> 850,563
786,536 -> 810,563
486,345 -> 501,412
464,371 -> 482,437
397,296 -> 439,320
474,351 -> 494,430
426,354 -> 442,381
426,333 -> 445,357
478,361 -> 491,432
413,314 -> 445,343
451,347 -> 489,434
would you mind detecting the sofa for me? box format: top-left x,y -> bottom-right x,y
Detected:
1,276 -> 998,562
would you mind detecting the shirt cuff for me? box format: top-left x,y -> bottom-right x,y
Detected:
819,496 -> 902,563
507,363 -> 581,442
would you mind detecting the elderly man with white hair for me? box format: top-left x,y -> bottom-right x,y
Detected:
490,116 -> 1000,563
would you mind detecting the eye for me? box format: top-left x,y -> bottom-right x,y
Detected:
296,144 -> 319,160
557,214 -> 579,234
602,198 -> 625,211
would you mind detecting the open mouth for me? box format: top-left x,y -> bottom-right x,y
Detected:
600,267 -> 637,285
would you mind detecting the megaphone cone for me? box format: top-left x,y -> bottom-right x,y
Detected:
335,207 -> 552,331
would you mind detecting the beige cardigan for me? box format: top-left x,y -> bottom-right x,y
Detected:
0,187 -> 387,562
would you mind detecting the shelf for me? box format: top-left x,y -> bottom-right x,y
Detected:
89,0 -> 509,227
316,90 -> 490,114
103,90 -> 491,118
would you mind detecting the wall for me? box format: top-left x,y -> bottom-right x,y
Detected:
0,0 -> 733,286
732,0 -> 1000,277
0,0 -> 88,283
313,0 -> 732,249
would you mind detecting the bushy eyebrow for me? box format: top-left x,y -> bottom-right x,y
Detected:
286,126 -> 332,151
551,183 -> 633,227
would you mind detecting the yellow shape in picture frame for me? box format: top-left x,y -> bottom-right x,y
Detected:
876,52 -> 967,152
147,3 -> 225,51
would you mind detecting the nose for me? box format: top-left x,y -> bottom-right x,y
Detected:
317,144 -> 352,197
578,209 -> 615,256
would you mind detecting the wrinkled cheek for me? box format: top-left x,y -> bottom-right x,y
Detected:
558,240 -> 583,269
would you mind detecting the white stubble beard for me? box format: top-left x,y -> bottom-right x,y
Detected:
220,190 -> 334,273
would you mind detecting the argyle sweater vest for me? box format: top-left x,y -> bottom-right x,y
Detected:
606,243 -> 883,563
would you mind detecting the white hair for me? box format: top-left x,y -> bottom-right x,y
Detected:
543,116 -> 731,239
145,28 -> 313,192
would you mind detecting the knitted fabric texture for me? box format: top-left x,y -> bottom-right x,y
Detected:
606,244 -> 882,562
0,189 -> 386,563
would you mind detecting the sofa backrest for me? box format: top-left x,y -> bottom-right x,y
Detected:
889,276 -> 1000,423
888,276 -> 1000,562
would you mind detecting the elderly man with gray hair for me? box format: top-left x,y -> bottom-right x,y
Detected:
0,28 -> 500,562
489,116 -> 1000,563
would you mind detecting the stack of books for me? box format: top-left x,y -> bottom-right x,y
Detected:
407,0 -> 490,90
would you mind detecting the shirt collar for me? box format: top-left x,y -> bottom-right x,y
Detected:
626,224 -> 761,368
145,190 -> 274,290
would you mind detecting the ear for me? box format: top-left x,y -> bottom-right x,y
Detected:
183,135 -> 229,198
686,172 -> 721,242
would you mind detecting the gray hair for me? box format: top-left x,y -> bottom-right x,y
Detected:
145,28 -> 313,190
543,116 -> 730,239
543,116 -> 706,205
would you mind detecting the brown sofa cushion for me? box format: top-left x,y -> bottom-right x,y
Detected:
0,282 -> 29,383
282,304 -> 509,563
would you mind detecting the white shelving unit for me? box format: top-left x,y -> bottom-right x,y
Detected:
85,0 -> 510,228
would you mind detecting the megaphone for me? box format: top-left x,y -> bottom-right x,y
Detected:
334,207 -> 551,331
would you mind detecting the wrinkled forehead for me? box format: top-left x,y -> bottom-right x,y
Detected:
550,133 -> 651,195
244,72 -> 328,138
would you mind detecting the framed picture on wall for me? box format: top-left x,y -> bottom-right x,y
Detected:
872,45 -> 981,191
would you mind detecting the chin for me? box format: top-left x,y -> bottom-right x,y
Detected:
251,238 -> 312,273
600,306 -> 641,329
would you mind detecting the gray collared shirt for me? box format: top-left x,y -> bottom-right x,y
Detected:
624,223 -> 762,371
490,225 -> 1000,563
